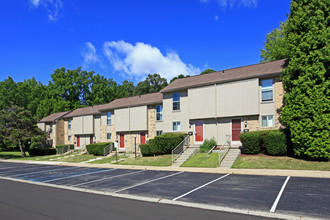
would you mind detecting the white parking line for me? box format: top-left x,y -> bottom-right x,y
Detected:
72,170 -> 145,187
114,171 -> 184,193
270,176 -> 290,213
10,166 -> 80,177
43,169 -> 116,183
173,174 -> 230,201
0,165 -> 23,170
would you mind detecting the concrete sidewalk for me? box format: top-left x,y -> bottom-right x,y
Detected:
3,159 -> 330,179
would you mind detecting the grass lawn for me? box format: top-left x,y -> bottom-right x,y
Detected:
88,155 -> 128,164
116,154 -> 172,166
0,151 -> 31,159
57,154 -> 99,163
232,155 -> 330,171
181,153 -> 221,168
0,151 -> 81,161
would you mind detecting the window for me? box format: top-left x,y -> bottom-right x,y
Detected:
261,115 -> 274,127
173,122 -> 181,131
261,79 -> 273,101
68,135 -> 71,141
68,119 -> 71,130
107,112 -> 111,125
156,105 -> 163,121
156,130 -> 163,136
107,132 -> 112,140
49,124 -> 53,133
172,93 -> 180,111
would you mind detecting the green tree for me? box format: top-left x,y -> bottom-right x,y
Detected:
0,77 -> 18,110
0,104 -> 44,157
200,69 -> 216,75
281,0 -> 330,160
116,80 -> 135,98
170,74 -> 190,83
134,74 -> 168,95
86,74 -> 118,105
260,22 -> 289,62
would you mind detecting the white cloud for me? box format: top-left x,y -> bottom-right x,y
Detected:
29,0 -> 63,21
81,42 -> 99,65
202,0 -> 258,8
103,40 -> 200,81
214,15 -> 219,21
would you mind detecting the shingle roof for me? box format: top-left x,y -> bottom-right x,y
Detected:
63,104 -> 109,118
38,111 -> 71,123
99,92 -> 163,111
161,59 -> 289,93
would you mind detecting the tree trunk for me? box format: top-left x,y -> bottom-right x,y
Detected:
18,140 -> 26,157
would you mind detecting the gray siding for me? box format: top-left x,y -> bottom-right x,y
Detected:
72,115 -> 94,135
188,85 -> 216,119
94,116 -> 101,141
37,123 -> 45,131
129,106 -> 147,131
115,108 -> 129,132
73,116 -> 83,134
216,78 -> 259,117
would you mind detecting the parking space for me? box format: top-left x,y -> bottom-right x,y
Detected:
0,161 -> 329,219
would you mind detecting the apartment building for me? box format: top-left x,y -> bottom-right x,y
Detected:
38,59 -> 287,151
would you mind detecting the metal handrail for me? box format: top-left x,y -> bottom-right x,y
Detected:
103,143 -> 113,156
219,135 -> 231,166
171,135 -> 190,164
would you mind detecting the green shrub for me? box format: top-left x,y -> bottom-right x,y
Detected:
240,131 -> 262,154
264,130 -> 287,156
140,143 -> 153,156
28,148 -> 57,156
240,130 -> 287,156
153,133 -> 185,154
86,142 -> 112,156
200,138 -> 217,152
56,144 -> 74,150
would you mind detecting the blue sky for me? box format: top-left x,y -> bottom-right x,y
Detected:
0,0 -> 291,85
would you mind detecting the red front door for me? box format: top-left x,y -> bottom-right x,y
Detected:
195,121 -> 203,142
120,133 -> 125,148
77,136 -> 80,147
232,119 -> 241,141
140,133 -> 146,144
90,135 -> 93,144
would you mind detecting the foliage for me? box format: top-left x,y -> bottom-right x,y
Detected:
199,138 -> 217,153
56,144 -> 74,150
240,131 -> 262,154
169,74 -> 190,83
200,69 -> 216,75
86,142 -> 112,156
134,74 -> 168,95
280,0 -> 330,160
28,148 -> 57,156
260,21 -> 289,62
263,130 -> 287,156
116,80 -> 135,98
0,104 -> 44,157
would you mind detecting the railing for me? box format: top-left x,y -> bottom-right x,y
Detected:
104,143 -> 114,156
218,135 -> 231,166
171,135 -> 190,164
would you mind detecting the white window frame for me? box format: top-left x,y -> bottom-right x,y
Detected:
49,124 -> 53,133
173,121 -> 181,131
172,93 -> 180,111
156,130 -> 163,136
261,115 -> 275,128
261,79 -> 274,102
156,105 -> 163,121
107,132 -> 112,140
107,112 -> 111,125
68,119 -> 71,130
68,135 -> 71,141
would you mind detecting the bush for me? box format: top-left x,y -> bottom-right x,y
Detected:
56,144 -> 74,150
140,133 -> 186,156
200,138 -> 217,153
264,130 -> 287,156
86,142 -> 112,156
28,148 -> 57,156
240,130 -> 287,156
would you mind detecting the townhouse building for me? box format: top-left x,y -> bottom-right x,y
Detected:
37,59 -> 288,151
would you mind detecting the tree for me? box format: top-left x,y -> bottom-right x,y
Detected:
260,22 -> 289,62
200,69 -> 216,75
116,80 -> 135,98
170,74 -> 190,83
134,74 -> 168,95
0,104 -> 44,157
86,74 -> 118,105
281,0 -> 330,160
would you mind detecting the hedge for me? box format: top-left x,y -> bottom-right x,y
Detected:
140,133 -> 185,156
28,148 -> 57,156
86,142 -> 112,156
56,144 -> 74,150
200,138 -> 217,153
240,130 -> 287,156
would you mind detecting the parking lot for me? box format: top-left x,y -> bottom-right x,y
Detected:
0,161 -> 329,219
